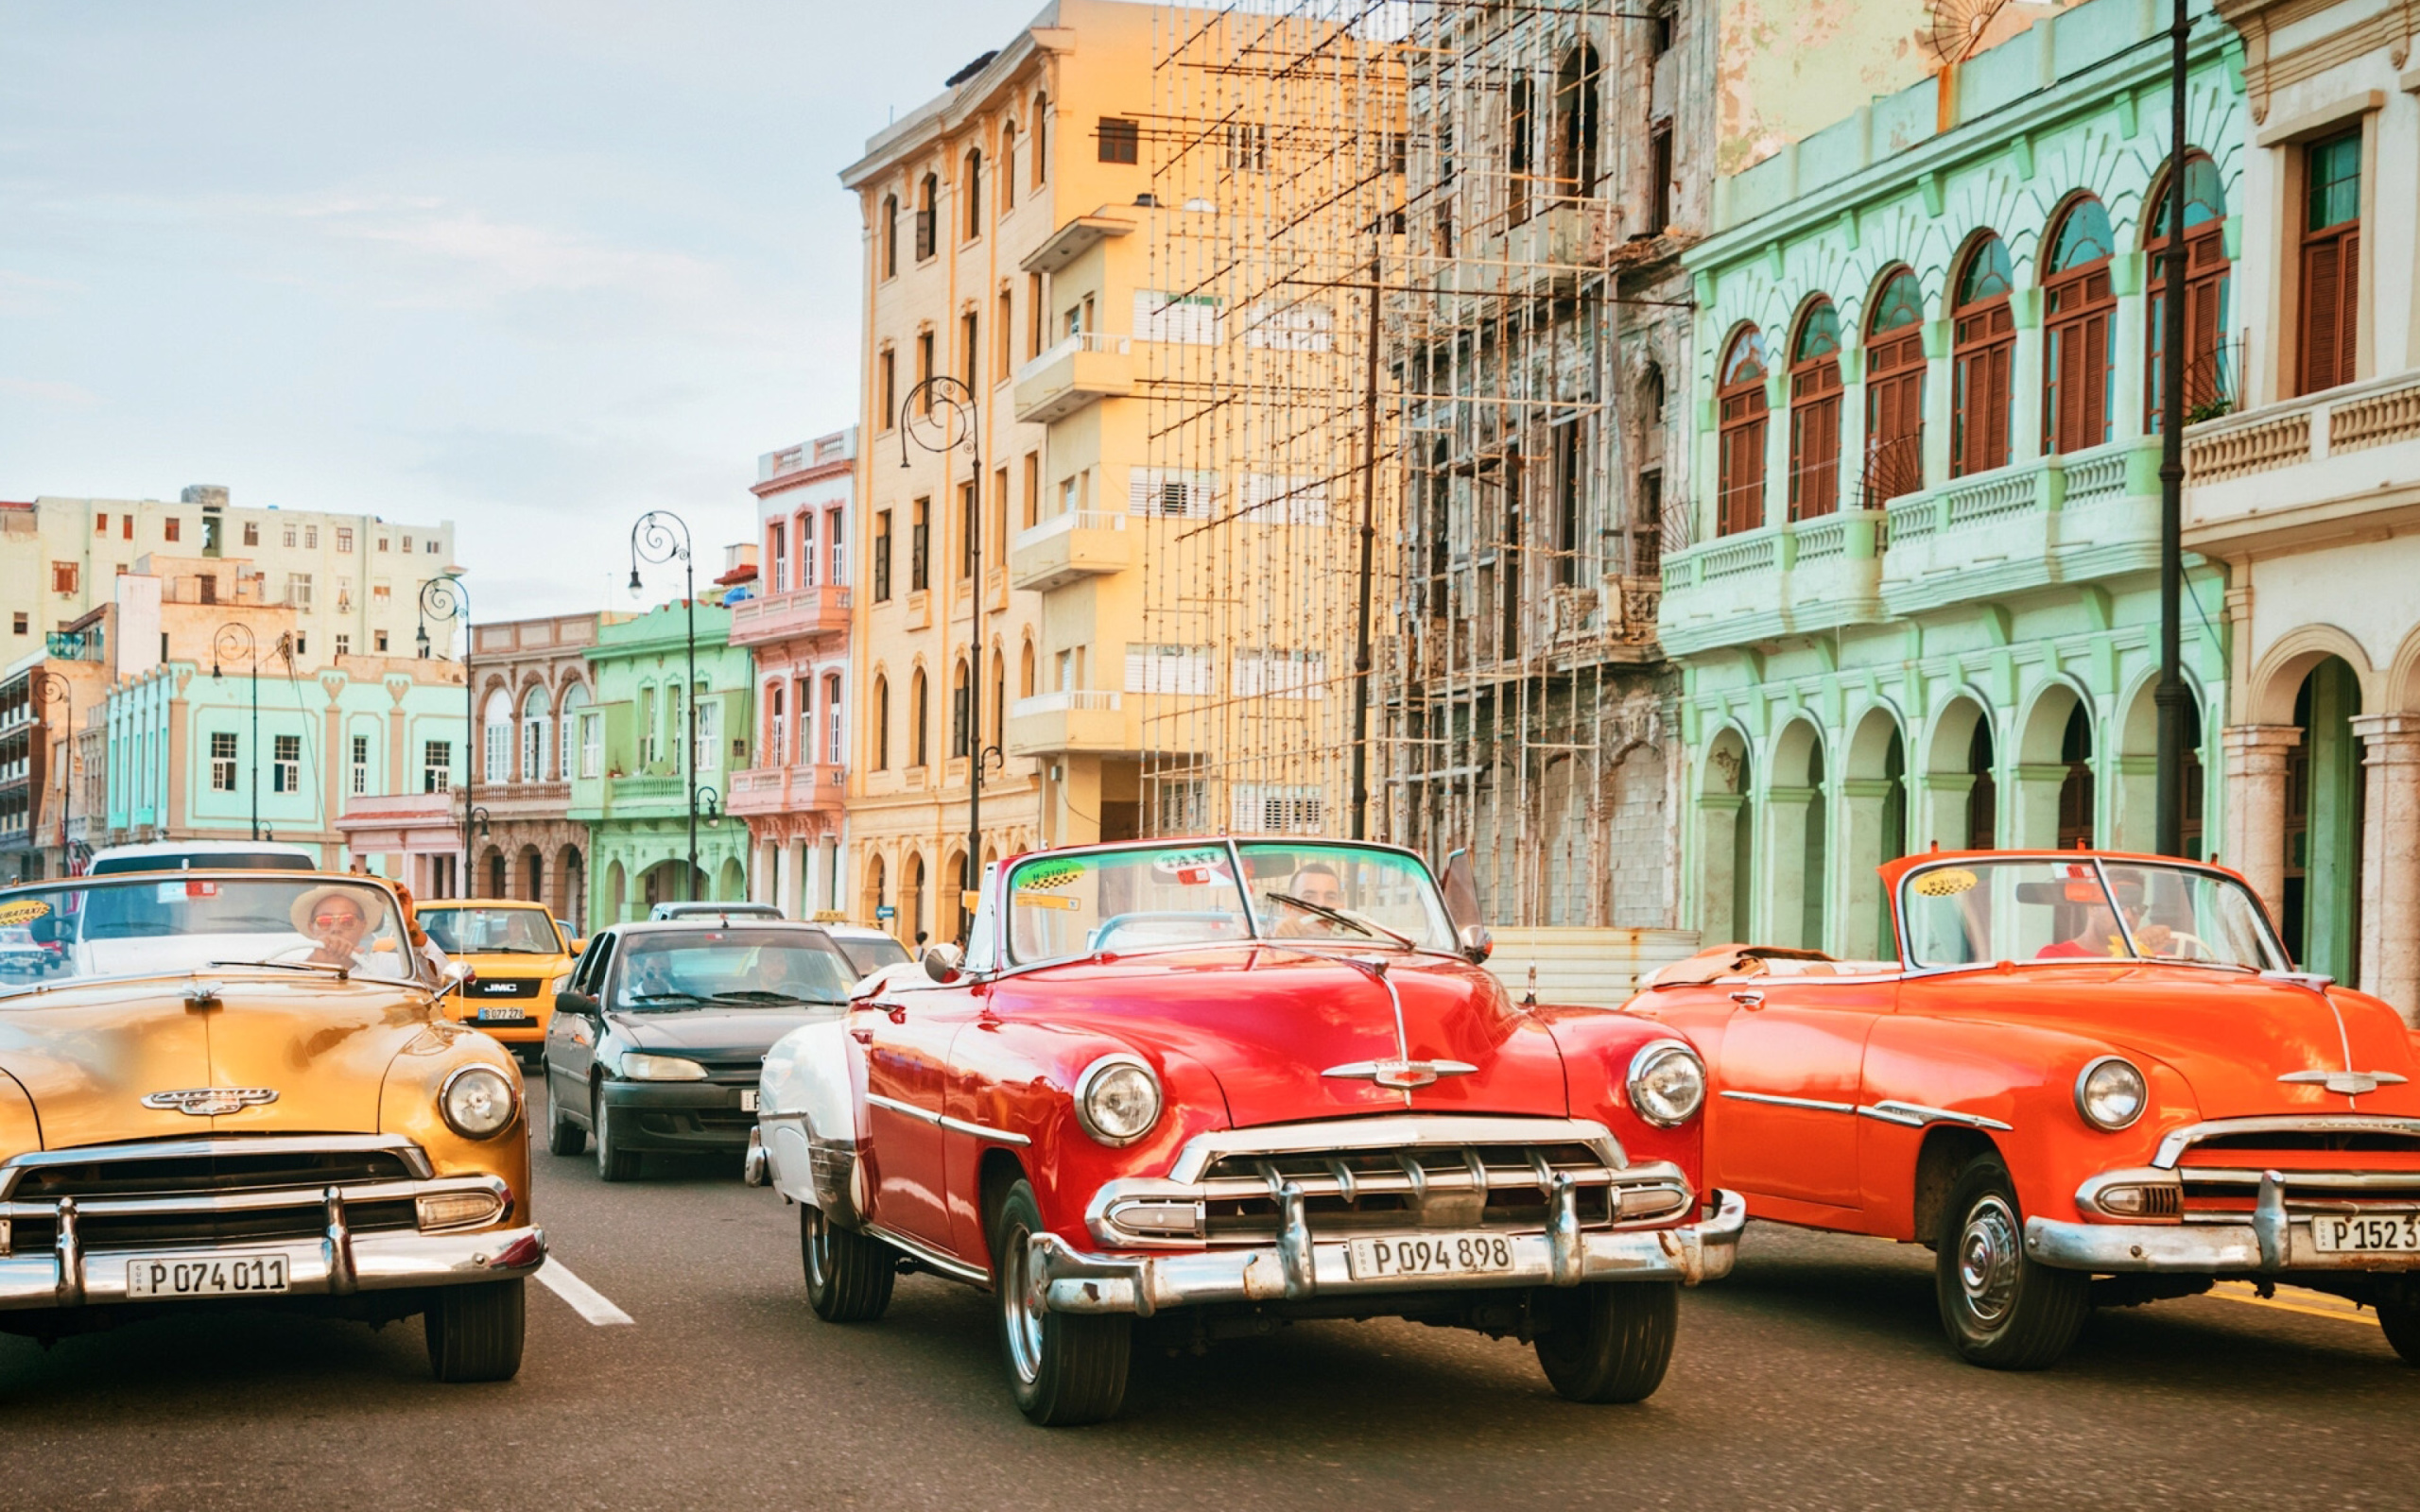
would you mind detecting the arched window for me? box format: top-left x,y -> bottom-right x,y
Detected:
915,173 -> 938,261
1863,267 -> 1927,505
1019,639 -> 1036,699
1789,300 -> 1842,521
962,148 -> 983,239
765,681 -> 786,766
2146,153 -> 2232,429
1507,76 -> 1533,226
520,685 -> 550,784
559,680 -> 589,780
873,675 -> 890,769
949,658 -> 971,759
1000,122 -> 1017,210
481,688 -> 511,785
1553,44 -> 1599,201
1716,327 -> 1770,536
823,674 -> 844,765
2042,197 -> 2116,455
1031,94 -> 1048,187
910,669 -> 929,766
880,193 -> 898,280
1950,234 -> 2014,477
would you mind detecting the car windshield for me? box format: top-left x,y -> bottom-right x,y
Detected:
1898,857 -> 2290,972
0,874 -> 424,993
1002,841 -> 1457,964
831,933 -> 911,974
423,907 -> 561,955
608,929 -> 857,1009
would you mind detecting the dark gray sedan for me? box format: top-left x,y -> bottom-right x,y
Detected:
543,920 -> 856,1180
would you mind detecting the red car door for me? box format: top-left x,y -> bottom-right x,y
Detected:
853,981 -> 974,1254
1711,976 -> 1894,1212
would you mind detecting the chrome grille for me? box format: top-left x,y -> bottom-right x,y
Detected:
5,1146 -> 417,1202
2155,1117 -> 2420,1221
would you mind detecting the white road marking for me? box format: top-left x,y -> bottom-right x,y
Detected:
535,1260 -> 634,1326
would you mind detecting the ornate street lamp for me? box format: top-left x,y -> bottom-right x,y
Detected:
417,575 -> 472,894
210,623 -> 263,841
900,372 -> 983,943
30,670 -> 75,873
629,510 -> 699,901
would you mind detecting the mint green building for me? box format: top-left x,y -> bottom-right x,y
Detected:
568,600 -> 755,924
1661,0 -> 2242,956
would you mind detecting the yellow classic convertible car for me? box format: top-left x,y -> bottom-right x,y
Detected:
416,898 -> 578,1064
0,869 -> 544,1380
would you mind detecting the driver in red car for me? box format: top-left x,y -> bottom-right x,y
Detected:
1269,862 -> 1351,938
2036,879 -> 2174,959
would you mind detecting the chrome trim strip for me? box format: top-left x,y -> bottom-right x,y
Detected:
2152,1115 -> 2420,1169
2177,1167 -> 2420,1192
0,1134 -> 434,1197
2279,1069 -> 2410,1095
0,1224 -> 549,1312
1856,1099 -> 2013,1132
1720,1090 -> 1858,1115
0,1174 -> 510,1223
862,1220 -> 990,1286
937,1113 -> 1031,1146
1320,1058 -> 1479,1091
865,1093 -> 942,1126
1164,1115 -> 1627,1184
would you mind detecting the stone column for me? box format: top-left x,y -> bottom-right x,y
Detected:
2008,763 -> 2068,850
1695,792 -> 1745,940
1762,785 -> 1815,950
2222,725 -> 2302,923
2350,715 -> 2420,1025
1915,772 -> 1977,853
1838,777 -> 1895,959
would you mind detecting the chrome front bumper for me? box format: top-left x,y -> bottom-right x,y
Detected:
2029,1168 -> 2420,1274
1031,1189 -> 1746,1317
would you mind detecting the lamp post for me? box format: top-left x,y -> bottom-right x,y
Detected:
2153,0 -> 2192,857
210,623 -> 262,841
417,575 -> 472,895
630,510 -> 699,901
31,670 -> 73,874
900,373 -> 982,944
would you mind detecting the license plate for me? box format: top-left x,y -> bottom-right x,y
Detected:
739,1089 -> 760,1112
476,1006 -> 527,1022
1346,1232 -> 1516,1280
126,1254 -> 290,1297
2310,1213 -> 2420,1252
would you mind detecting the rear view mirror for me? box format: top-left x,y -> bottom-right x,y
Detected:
1439,849 -> 1483,932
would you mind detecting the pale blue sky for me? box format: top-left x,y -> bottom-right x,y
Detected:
1,0 -> 1020,615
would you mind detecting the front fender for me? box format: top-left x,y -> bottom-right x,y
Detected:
1534,1006 -> 1706,1185
759,1018 -> 863,1215
376,1026 -> 533,1219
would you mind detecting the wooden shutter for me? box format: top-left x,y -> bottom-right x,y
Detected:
2301,237 -> 2341,395
2341,232 -> 2360,387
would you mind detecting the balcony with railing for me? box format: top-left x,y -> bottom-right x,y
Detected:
729,584 -> 851,646
2185,369 -> 2420,554
1657,436 -> 2162,657
1011,333 -> 1133,424
1008,510 -> 1130,593
1005,690 -> 1127,757
727,763 -> 845,817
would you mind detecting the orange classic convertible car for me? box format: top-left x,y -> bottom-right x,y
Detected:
1624,849 -> 2420,1370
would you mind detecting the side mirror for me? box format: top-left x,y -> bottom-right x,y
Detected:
441,961 -> 475,993
567,937 -> 588,956
1458,923 -> 1493,965
923,942 -> 965,984
555,989 -> 598,1018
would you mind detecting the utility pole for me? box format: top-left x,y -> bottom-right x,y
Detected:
212,623 -> 262,841
2153,0 -> 2191,856
1351,253 -> 1383,840
900,374 -> 983,943
630,512 -> 699,900
416,576 -> 471,892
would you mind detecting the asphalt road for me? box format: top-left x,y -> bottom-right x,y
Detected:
6,1080 -> 2419,1512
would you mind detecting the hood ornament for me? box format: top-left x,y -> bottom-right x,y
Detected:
142,1087 -> 280,1116
2280,1069 -> 2410,1097
1323,1058 -> 1478,1091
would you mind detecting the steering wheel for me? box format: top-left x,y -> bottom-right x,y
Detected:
2149,929 -> 2216,963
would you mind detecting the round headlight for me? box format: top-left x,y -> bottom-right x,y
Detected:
440,1064 -> 518,1140
1075,1054 -> 1162,1146
1626,1040 -> 1707,1127
2075,1056 -> 2148,1131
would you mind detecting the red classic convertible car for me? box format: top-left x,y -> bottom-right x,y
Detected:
750,837 -> 1744,1423
1625,849 -> 2420,1369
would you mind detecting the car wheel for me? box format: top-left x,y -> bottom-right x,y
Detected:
593,1088 -> 641,1182
424,1280 -> 526,1383
801,1203 -> 896,1322
1935,1155 -> 2089,1369
1532,1280 -> 1678,1403
2377,1297 -> 2420,1365
990,1177 -> 1129,1426
546,1092 -> 586,1158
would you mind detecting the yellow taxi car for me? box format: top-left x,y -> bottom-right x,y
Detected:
0,869 -> 544,1380
416,899 -> 578,1064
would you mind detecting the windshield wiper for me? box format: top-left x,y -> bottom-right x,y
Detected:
208,958 -> 353,979
1261,892 -> 1417,950
621,990 -> 709,1009
711,988 -> 843,1006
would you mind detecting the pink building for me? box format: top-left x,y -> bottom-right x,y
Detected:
732,428 -> 855,918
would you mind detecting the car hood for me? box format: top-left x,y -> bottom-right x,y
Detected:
0,972 -> 442,1144
454,953 -> 566,976
1905,965 -> 2420,1118
607,1005 -> 845,1056
991,945 -> 1566,1127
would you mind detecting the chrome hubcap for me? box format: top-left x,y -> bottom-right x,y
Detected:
1000,1223 -> 1044,1384
1958,1194 -> 2022,1328
804,1208 -> 829,1290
